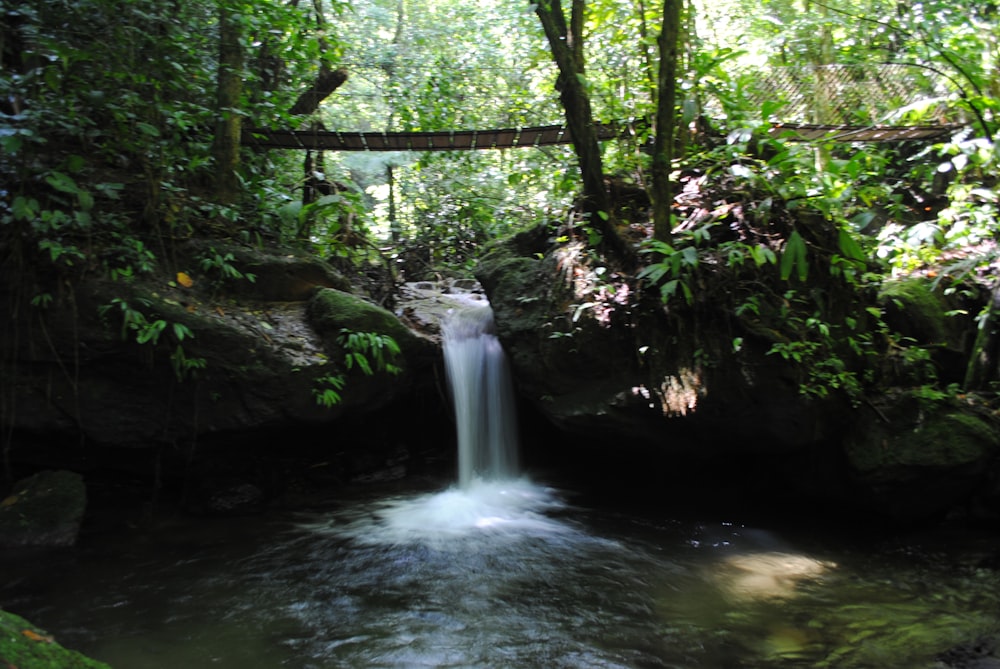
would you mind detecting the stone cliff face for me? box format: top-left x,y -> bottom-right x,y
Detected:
475,225 -> 846,455
0,243 -> 444,487
476,224 -> 1000,522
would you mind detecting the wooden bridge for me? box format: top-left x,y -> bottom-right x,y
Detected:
243,120 -> 960,152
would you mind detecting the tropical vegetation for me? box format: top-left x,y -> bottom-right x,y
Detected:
1,0 -> 998,406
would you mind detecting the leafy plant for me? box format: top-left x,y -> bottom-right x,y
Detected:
338,329 -> 402,376
311,329 -> 402,408
199,248 -> 257,286
313,373 -> 347,408
638,238 -> 701,305
97,298 -> 206,381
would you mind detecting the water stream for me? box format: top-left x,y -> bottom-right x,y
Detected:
2,301 -> 999,668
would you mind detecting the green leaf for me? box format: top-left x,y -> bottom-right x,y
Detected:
837,229 -> 866,263
173,322 -> 193,341
136,122 -> 160,137
46,171 -> 79,194
780,230 -> 808,282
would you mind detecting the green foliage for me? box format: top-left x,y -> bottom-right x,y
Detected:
780,230 -> 809,282
199,248 -> 257,287
765,293 -> 885,405
311,328 -> 401,408
313,373 -> 347,408
337,328 -> 402,376
638,238 -> 700,305
97,298 -> 206,381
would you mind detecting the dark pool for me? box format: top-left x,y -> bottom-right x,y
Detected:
3,477 -> 999,668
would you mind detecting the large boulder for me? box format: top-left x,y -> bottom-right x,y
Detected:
0,470 -> 86,548
475,225 -> 999,520
845,391 -> 1000,521
0,243 -> 438,454
476,226 -> 846,458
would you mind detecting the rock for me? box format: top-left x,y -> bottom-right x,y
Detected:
475,225 -> 847,458
0,251 -> 437,450
938,636 -> 1000,669
845,392 -> 1000,521
475,225 -> 999,521
0,608 -> 110,668
0,470 -> 87,548
878,278 -> 974,385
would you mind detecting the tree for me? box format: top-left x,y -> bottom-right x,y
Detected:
533,0 -> 630,258
650,0 -> 682,242
212,1 -> 245,205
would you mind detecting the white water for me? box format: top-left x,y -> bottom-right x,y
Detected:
312,297 -> 568,546
441,299 -> 520,487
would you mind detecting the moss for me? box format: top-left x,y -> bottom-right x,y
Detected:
0,609 -> 110,668
307,288 -> 417,345
848,409 -> 999,473
878,278 -> 950,346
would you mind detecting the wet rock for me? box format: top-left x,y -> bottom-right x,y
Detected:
845,392 -> 1000,521
0,470 -> 86,548
938,637 -> 1000,669
203,481 -> 266,516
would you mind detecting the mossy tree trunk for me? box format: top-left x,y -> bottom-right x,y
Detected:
212,1 -> 244,206
650,0 -> 682,243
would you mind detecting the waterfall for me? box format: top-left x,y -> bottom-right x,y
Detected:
441,300 -> 520,488
315,296 -> 564,545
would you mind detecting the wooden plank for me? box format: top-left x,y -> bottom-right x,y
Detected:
242,120 -> 961,152
769,123 -> 959,142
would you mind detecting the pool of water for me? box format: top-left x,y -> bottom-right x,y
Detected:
3,477 -> 999,668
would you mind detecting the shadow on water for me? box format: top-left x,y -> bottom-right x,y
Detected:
3,300 -> 999,668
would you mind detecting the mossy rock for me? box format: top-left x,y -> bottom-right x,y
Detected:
878,278 -> 957,347
847,404 -> 998,475
0,609 -> 110,668
308,289 -> 418,346
0,470 -> 86,548
845,392 -> 1000,520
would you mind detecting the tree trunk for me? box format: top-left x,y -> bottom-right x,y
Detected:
651,0 -> 681,242
212,1 -> 244,205
289,66 -> 349,116
534,0 -> 631,258
964,278 -> 1000,390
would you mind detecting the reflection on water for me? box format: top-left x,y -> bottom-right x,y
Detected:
2,478 -> 999,669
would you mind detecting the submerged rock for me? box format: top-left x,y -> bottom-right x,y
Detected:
0,470 -> 86,548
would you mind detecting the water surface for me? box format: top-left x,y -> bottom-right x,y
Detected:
3,478 -> 998,668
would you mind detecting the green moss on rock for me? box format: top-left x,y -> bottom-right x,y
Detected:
308,288 -> 418,346
0,609 -> 110,668
848,407 -> 998,474
878,278 -> 951,346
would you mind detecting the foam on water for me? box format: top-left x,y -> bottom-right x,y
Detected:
308,478 -> 574,547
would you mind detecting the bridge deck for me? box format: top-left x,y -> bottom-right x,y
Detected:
242,121 -> 960,151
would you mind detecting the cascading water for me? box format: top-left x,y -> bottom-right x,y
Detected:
310,293 -> 566,545
441,299 -> 519,487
